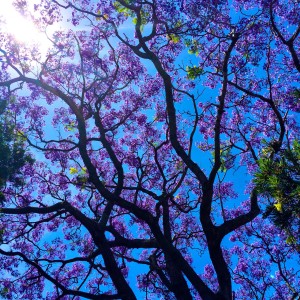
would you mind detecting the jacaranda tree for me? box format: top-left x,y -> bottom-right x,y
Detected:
0,0 -> 299,299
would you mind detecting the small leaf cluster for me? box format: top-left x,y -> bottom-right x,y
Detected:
166,34 -> 180,44
113,1 -> 135,18
292,88 -> 300,100
186,66 -> 203,80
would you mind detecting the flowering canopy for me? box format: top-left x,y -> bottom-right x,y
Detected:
0,0 -> 299,299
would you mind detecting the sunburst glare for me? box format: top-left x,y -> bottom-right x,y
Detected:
0,1 -> 53,53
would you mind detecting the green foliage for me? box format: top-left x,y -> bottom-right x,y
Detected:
185,39 -> 200,55
209,146 -> 233,172
65,121 -> 76,132
255,141 -> 300,245
113,1 -> 149,31
113,1 -> 135,18
0,287 -> 9,298
167,34 -> 180,43
186,66 -> 203,80
0,100 -> 34,202
219,148 -> 232,172
292,88 -> 300,99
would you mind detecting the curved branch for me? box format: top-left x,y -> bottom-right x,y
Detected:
269,2 -> 300,72
218,190 -> 260,237
0,249 -> 119,299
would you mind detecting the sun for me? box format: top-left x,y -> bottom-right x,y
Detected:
0,1 -> 51,51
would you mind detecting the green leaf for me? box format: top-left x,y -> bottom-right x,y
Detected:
167,34 -> 180,43
186,66 -> 203,80
286,235 -> 296,245
69,167 -> 78,175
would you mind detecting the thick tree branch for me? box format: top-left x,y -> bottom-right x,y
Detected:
0,249 -> 119,299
